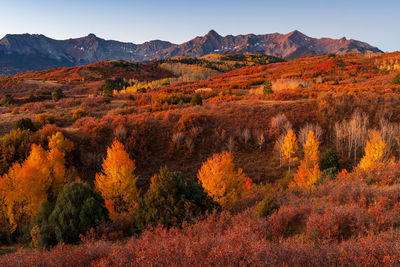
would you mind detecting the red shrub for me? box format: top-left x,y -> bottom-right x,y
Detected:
273,90 -> 300,101
268,204 -> 311,238
81,96 -> 109,109
306,205 -> 367,241
0,242 -> 110,267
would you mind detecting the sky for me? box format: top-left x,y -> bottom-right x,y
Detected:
0,0 -> 399,52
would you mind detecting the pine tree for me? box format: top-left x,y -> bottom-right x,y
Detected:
102,80 -> 114,97
133,167 -> 214,232
48,182 -> 108,244
52,88 -> 65,102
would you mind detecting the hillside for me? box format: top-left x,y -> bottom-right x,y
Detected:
152,52 -> 400,97
0,52 -> 400,265
0,52 -> 399,175
0,60 -> 173,98
0,30 -> 382,75
0,54 -> 283,97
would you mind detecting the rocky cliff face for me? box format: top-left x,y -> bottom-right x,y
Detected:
0,30 -> 382,75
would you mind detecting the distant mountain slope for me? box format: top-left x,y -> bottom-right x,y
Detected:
0,60 -> 174,96
0,30 -> 382,75
0,54 -> 285,96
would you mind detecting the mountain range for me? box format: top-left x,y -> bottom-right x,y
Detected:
0,30 -> 382,76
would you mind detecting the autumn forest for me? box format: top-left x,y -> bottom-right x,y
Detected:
0,50 -> 400,266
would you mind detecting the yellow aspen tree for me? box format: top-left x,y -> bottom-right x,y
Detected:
303,130 -> 320,165
0,145 -> 48,232
95,140 -> 139,216
197,151 -> 252,208
47,132 -> 74,197
48,131 -> 74,153
358,130 -> 386,170
281,129 -> 299,172
0,132 -> 71,233
293,130 -> 321,188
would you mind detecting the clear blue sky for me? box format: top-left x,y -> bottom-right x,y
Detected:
1,0 -> 399,52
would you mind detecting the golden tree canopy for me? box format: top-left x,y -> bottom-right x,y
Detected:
95,140 -> 139,215
281,129 -> 299,171
358,130 -> 386,170
197,151 -> 251,208
303,130 -> 320,165
48,131 -> 74,153
293,130 -> 321,188
0,132 -> 71,233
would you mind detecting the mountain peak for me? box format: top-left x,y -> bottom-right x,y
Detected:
205,30 -> 221,38
87,33 -> 98,39
288,30 -> 301,34
286,30 -> 308,38
284,30 -> 311,46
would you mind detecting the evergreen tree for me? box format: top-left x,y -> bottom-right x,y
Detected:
13,118 -> 35,131
28,201 -> 57,248
133,167 -> 215,233
48,182 -> 108,244
320,149 -> 339,171
52,88 -> 65,102
391,73 -> 400,85
191,94 -> 203,106
1,94 -> 16,106
263,81 -> 273,95
102,80 -> 114,98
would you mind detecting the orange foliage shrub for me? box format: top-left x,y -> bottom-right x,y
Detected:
197,151 -> 251,208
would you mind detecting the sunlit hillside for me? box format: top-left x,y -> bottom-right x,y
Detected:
1,51 -> 400,265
